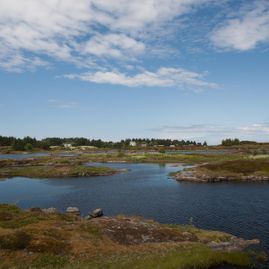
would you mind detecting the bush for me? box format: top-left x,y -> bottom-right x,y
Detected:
24,143 -> 33,151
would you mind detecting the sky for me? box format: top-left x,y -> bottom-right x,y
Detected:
0,0 -> 269,145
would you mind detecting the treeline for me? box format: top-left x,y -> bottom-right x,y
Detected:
221,138 -> 257,146
0,136 -> 207,151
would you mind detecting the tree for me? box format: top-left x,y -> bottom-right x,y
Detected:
24,143 -> 33,151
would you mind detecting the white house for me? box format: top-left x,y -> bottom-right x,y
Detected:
129,141 -> 137,147
63,143 -> 72,148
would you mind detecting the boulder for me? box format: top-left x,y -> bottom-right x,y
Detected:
42,207 -> 58,214
90,208 -> 103,218
66,207 -> 80,215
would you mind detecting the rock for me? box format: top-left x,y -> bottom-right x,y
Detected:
66,207 -> 80,215
90,208 -> 103,218
42,207 -> 58,214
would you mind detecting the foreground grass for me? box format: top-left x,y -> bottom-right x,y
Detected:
0,204 -> 264,269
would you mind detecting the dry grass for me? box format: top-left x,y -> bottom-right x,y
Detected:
0,204 -> 262,269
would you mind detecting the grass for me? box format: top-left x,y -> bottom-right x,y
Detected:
0,164 -> 118,178
202,159 -> 269,175
0,204 -> 46,229
0,204 -> 263,269
172,158 -> 269,182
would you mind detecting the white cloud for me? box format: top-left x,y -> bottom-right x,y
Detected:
0,0 -> 212,71
151,123 -> 269,144
210,1 -> 269,51
64,67 -> 218,90
79,34 -> 145,60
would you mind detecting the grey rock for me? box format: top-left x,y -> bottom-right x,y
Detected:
66,207 -> 80,215
90,208 -> 103,218
42,207 -> 58,214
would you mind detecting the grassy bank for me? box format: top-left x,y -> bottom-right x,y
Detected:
173,158 -> 269,182
0,165 -> 118,178
0,204 -> 263,269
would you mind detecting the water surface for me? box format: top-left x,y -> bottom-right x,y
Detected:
0,162 -> 268,258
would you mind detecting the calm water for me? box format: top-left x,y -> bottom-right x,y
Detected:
0,162 -> 269,262
0,153 -> 50,159
0,152 -> 81,159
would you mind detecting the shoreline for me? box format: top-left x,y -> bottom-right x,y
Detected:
0,204 -> 265,269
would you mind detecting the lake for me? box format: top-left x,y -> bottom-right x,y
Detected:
0,162 -> 268,263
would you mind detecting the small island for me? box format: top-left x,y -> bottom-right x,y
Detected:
0,204 -> 264,269
0,157 -> 122,179
172,159 -> 269,183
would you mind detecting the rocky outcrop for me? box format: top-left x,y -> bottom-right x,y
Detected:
42,207 -> 58,214
90,208 -> 103,218
173,169 -> 269,183
66,207 -> 80,215
208,237 -> 260,251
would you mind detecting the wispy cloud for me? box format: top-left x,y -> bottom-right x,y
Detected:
150,123 -> 269,144
0,0 -> 214,76
64,67 -> 218,90
48,99 -> 78,109
210,1 -> 269,51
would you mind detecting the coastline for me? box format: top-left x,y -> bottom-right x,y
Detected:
0,204 -> 264,269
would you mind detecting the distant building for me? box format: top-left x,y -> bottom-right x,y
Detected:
129,141 -> 137,147
141,143 -> 147,147
79,146 -> 97,150
169,145 -> 176,148
63,143 -> 72,148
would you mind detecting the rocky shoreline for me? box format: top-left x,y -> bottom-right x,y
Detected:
173,168 -> 269,183
0,157 -> 126,179
172,159 -> 269,183
0,204 -> 265,269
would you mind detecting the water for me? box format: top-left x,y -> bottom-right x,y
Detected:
0,162 -> 268,261
0,153 -> 50,159
0,152 -> 80,159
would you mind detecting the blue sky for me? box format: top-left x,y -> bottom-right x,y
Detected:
0,0 -> 269,144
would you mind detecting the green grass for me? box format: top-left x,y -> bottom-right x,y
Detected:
62,245 -> 251,269
0,204 -> 46,229
32,255 -> 68,269
203,159 -> 269,175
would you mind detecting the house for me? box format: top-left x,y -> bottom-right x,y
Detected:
79,146 -> 97,150
129,141 -> 137,147
63,143 -> 72,148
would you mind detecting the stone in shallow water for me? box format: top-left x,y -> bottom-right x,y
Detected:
66,207 -> 80,215
90,208 -> 103,218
